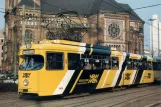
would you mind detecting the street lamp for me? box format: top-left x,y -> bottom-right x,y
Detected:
148,18 -> 156,57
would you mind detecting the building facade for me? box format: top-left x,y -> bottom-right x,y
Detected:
150,14 -> 161,57
0,29 -> 4,71
160,22 -> 161,56
4,0 -> 144,71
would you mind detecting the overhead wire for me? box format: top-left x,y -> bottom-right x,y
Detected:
2,0 -> 161,51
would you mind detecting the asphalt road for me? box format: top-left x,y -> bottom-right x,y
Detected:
0,85 -> 160,107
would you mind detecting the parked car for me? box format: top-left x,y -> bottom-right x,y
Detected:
6,73 -> 18,79
0,73 -> 7,79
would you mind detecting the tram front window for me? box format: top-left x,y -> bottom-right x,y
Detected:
19,55 -> 44,70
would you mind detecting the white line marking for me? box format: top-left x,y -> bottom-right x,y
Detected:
53,70 -> 75,95
101,70 -> 110,88
130,70 -> 137,85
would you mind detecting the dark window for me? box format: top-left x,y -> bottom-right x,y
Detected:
142,61 -> 147,70
46,52 -> 64,70
81,54 -> 92,70
138,61 -> 143,69
127,59 -> 133,70
133,60 -> 139,70
159,62 -> 161,70
154,62 -> 161,70
147,61 -> 152,70
92,55 -> 102,70
1,39 -> 3,43
153,62 -> 157,70
112,57 -> 119,70
103,56 -> 111,69
68,53 -> 80,70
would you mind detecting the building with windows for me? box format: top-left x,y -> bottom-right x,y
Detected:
4,0 -> 144,71
150,14 -> 160,57
0,29 -> 4,71
160,22 -> 161,56
144,48 -> 151,56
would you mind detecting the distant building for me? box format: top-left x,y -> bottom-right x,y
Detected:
0,29 -> 4,70
150,14 -> 160,57
144,48 -> 151,56
160,22 -> 161,55
4,0 -> 144,71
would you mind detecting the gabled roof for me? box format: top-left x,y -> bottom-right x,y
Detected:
41,0 -> 95,15
40,0 -> 123,15
17,0 -> 40,8
118,3 -> 144,23
40,0 -> 143,22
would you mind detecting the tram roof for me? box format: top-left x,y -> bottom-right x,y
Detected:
38,40 -> 116,51
153,56 -> 161,61
20,40 -> 118,56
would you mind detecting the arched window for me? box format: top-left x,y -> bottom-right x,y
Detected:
25,30 -> 34,43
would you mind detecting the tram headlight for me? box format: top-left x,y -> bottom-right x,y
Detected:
23,79 -> 29,86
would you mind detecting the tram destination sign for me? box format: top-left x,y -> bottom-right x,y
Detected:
23,50 -> 35,55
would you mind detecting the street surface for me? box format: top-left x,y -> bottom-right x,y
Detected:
0,85 -> 160,107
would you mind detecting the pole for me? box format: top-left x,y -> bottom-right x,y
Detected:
34,0 -> 35,42
151,21 -> 154,57
97,12 -> 99,45
128,41 -> 130,53
158,23 -> 160,56
22,5 -> 25,45
13,26 -> 17,82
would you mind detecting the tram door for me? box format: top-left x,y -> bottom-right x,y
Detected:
123,59 -> 134,86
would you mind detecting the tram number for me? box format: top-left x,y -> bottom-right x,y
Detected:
23,73 -> 31,78
147,73 -> 151,79
125,73 -> 131,80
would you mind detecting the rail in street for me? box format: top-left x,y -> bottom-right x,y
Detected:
0,85 -> 160,107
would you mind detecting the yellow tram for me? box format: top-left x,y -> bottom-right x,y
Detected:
18,40 -> 154,96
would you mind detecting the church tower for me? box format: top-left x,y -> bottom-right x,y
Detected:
5,0 -> 22,11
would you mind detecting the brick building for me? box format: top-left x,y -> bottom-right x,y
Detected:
4,0 -> 144,71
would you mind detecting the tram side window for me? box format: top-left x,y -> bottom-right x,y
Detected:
127,59 -> 133,70
46,52 -> 64,70
147,61 -> 152,70
68,53 -> 80,70
112,57 -> 119,70
93,56 -> 102,70
153,62 -> 157,70
81,55 -> 92,70
138,61 -> 143,69
81,58 -> 92,70
133,60 -> 138,70
103,56 -> 111,70
142,61 -> 147,70
158,62 -> 161,70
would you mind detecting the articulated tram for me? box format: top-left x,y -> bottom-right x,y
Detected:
18,40 -> 155,96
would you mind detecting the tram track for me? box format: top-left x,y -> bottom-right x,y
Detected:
0,85 -> 159,107
57,86 -> 160,107
15,85 -> 160,107
98,91 -> 161,107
